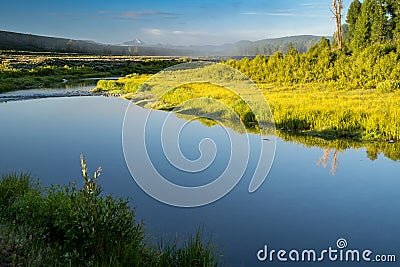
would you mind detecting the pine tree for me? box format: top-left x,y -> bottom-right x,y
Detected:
352,0 -> 386,50
385,0 -> 400,40
346,0 -> 362,39
352,0 -> 372,50
370,0 -> 388,43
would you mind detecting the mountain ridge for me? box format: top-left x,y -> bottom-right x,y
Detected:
0,30 -> 328,56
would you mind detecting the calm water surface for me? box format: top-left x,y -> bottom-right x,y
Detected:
0,90 -> 398,266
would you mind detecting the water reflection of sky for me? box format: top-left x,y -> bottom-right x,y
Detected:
0,95 -> 398,266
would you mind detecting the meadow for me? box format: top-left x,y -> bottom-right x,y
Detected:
0,51 -> 183,93
94,70 -> 400,142
262,84 -> 400,141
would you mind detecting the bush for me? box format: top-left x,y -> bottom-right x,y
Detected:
376,80 -> 400,93
0,172 -> 39,220
0,156 -> 219,266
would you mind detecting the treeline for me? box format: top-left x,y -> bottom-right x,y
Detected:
228,35 -> 323,56
225,38 -> 400,91
345,0 -> 400,51
225,0 -> 400,91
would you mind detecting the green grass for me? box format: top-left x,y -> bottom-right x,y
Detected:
0,51 -> 183,93
0,157 -> 220,267
261,84 -> 400,141
94,68 -> 400,142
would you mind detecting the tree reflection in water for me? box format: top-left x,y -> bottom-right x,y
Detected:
317,148 -> 340,175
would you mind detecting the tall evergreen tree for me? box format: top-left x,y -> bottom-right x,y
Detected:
385,0 -> 400,40
346,0 -> 362,39
352,0 -> 372,49
352,0 -> 387,49
370,0 -> 388,43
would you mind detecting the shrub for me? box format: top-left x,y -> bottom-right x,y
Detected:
0,172 -> 39,220
376,80 -> 400,93
0,156 -> 219,266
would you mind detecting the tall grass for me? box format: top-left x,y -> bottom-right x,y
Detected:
262,85 -> 400,141
156,227 -> 218,267
96,72 -> 400,141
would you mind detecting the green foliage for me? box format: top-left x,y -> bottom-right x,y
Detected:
346,0 -> 362,40
347,0 -> 397,50
380,0 -> 400,40
0,51 -> 181,93
230,36 -> 323,56
157,228 -> 218,267
94,74 -> 151,95
0,223 -> 63,266
224,39 -> 400,91
376,80 -> 400,93
0,157 -> 220,266
0,172 -> 39,220
277,131 -> 400,161
96,46 -> 400,141
0,62 -> 21,78
262,85 -> 400,141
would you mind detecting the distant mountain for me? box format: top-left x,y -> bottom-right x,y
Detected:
121,38 -> 146,46
0,30 -> 329,57
0,30 -> 192,56
183,35 -> 329,56
233,35 -> 328,55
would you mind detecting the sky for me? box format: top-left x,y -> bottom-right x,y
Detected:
0,0 -> 347,46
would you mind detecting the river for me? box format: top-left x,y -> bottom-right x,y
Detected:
0,85 -> 399,266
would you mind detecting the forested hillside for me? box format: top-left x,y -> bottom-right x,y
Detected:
0,30 -> 191,56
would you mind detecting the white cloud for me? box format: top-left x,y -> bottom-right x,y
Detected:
143,28 -> 210,37
241,12 -> 294,17
97,10 -> 177,20
145,28 -> 163,35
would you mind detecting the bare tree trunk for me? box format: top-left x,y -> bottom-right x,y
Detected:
332,0 -> 343,50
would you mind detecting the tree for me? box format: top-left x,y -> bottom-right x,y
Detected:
371,0 -> 388,43
385,0 -> 400,40
341,24 -> 350,45
332,0 -> 344,50
346,0 -> 362,40
351,0 -> 380,50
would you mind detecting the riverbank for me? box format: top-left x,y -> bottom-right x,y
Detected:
0,51 -> 183,93
0,157 -> 219,266
93,72 -> 400,142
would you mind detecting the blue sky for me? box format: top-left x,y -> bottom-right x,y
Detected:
0,0 -> 346,45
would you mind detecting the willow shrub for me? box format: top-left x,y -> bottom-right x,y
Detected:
0,156 -> 219,266
225,41 -> 400,91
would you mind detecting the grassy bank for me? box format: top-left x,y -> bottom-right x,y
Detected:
94,69 -> 400,142
0,156 -> 219,266
0,51 -> 183,93
94,71 -> 400,159
261,84 -> 400,141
